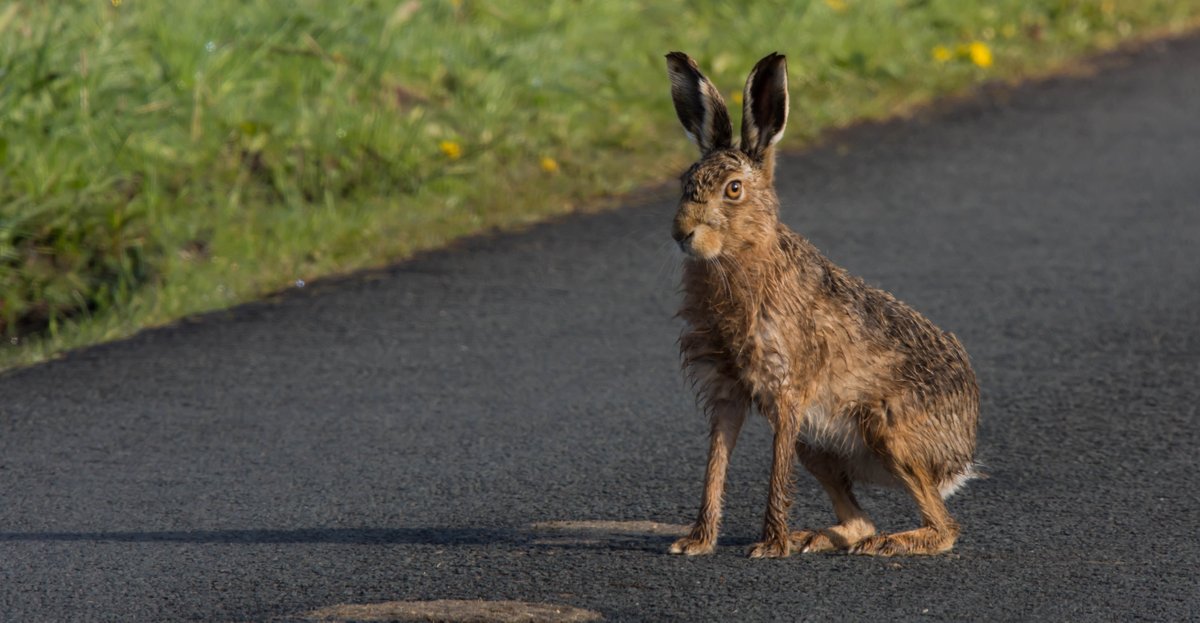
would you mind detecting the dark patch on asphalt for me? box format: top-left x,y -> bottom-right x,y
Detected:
304,600 -> 602,623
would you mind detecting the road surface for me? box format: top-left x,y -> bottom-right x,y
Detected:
2,36 -> 1199,622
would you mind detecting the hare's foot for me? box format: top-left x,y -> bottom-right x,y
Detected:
791,519 -> 876,553
789,530 -> 835,553
747,536 -> 792,559
668,533 -> 715,556
849,526 -> 957,557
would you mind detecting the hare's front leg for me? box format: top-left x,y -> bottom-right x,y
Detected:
670,390 -> 749,555
749,414 -> 799,559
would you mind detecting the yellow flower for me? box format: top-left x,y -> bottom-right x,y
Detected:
111,0 -> 121,5
439,140 -> 462,160
824,0 -> 848,13
968,41 -> 993,68
931,45 -> 953,63
540,156 -> 559,174
731,91 -> 744,105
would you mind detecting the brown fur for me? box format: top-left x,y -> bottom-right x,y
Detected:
664,52 -> 979,558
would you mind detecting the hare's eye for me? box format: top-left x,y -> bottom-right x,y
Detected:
724,180 -> 743,200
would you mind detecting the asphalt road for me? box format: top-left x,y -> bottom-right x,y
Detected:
3,36 -> 1199,622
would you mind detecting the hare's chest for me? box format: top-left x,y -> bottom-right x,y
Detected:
738,316 -> 792,394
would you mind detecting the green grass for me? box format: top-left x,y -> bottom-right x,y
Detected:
2,0 -> 1199,371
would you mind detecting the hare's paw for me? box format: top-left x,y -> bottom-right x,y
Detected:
790,530 -> 837,554
850,527 -> 956,556
747,537 -> 792,559
669,535 -> 715,556
849,535 -> 903,557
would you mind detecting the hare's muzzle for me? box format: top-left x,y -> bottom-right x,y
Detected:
674,228 -> 696,254
673,211 -> 699,254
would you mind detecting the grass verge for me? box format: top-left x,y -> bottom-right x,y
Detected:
2,0 -> 1199,371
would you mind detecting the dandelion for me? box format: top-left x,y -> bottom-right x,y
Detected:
824,0 -> 848,14
439,140 -> 462,160
111,0 -> 121,6
731,91 -> 744,105
968,41 -> 993,68
540,156 -> 559,174
931,45 -> 953,63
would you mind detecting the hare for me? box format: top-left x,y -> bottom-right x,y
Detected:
664,52 -> 979,558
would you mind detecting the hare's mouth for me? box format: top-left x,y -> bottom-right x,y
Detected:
674,225 -> 723,260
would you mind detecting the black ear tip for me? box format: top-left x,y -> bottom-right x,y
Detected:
768,52 -> 786,65
666,51 -> 697,71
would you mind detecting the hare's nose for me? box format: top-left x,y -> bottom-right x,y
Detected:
675,231 -> 695,252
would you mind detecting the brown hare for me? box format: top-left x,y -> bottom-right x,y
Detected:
664,51 -> 979,558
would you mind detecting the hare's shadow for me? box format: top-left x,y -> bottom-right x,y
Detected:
0,524 -> 745,552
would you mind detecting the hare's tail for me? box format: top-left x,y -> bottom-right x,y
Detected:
938,462 -> 985,499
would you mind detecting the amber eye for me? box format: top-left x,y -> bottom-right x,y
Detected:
724,180 -> 743,200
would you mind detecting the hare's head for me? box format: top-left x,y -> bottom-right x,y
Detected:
666,52 -> 789,260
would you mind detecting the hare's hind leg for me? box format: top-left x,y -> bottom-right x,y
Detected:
791,448 -> 876,553
669,389 -> 749,555
850,462 -> 959,556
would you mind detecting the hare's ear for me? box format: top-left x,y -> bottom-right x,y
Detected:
666,52 -> 733,154
740,52 -> 788,162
